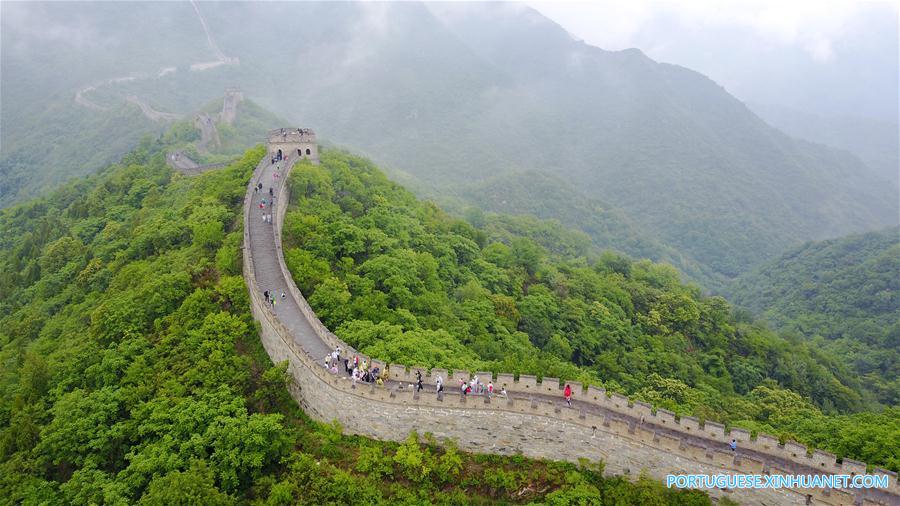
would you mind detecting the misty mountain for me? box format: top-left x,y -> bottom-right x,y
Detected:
2,1 -> 896,281
438,170 -> 725,289
727,228 -> 900,404
748,101 -> 899,187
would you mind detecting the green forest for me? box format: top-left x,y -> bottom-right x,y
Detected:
437,171 -> 724,290
728,229 -> 900,405
284,150 -> 899,472
0,140 -> 720,504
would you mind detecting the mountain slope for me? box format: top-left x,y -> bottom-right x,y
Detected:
728,228 -> 900,404
2,1 -> 896,281
439,170 -> 725,289
0,142 -> 714,504
748,101 -> 899,187
283,149 -> 899,470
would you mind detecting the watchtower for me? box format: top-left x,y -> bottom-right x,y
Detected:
267,128 -> 319,164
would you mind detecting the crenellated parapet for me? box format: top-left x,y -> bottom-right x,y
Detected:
242,150 -> 898,506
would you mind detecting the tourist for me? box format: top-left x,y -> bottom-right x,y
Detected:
499,387 -> 507,398
487,381 -> 494,398
281,291 -> 286,301
564,384 -> 572,408
435,375 -> 443,393
264,290 -> 269,302
730,439 -> 737,452
460,379 -> 467,396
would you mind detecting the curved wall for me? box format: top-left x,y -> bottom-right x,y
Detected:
242,152 -> 897,506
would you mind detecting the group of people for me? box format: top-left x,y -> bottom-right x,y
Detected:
263,289 -> 284,309
324,347 -> 387,386
257,188 -> 275,224
456,375 -> 497,397
314,343 -> 579,408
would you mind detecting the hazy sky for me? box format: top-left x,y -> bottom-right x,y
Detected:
530,0 -> 899,122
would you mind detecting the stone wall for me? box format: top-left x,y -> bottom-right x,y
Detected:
242,153 -> 898,506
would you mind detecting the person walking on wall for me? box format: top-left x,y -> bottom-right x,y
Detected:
435,375 -> 443,394
730,439 -> 737,452
564,384 -> 573,408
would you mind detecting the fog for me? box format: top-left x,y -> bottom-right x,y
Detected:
1,1 -> 896,285
531,0 -> 899,123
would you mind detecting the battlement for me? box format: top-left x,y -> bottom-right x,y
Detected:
242,153 -> 898,506
267,127 -> 317,144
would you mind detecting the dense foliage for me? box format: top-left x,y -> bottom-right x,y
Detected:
438,170 -> 724,290
728,229 -> 900,405
285,150 -> 899,471
0,142 -> 716,503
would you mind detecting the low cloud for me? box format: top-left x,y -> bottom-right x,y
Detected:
530,0 -> 885,63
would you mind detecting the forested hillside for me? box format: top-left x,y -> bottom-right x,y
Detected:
284,150 -> 899,472
728,229 -> 900,405
748,102 -> 899,187
0,141 -> 718,504
3,2 -> 896,282
440,170 -> 724,289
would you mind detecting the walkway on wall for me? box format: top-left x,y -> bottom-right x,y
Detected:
244,155 -> 895,506
247,158 -> 335,363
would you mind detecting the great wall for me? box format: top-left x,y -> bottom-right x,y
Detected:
74,0 -> 237,121
241,129 -> 899,506
166,89 -> 244,175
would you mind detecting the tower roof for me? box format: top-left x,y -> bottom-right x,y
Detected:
267,128 -> 316,144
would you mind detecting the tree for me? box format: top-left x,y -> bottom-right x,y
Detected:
139,461 -> 233,506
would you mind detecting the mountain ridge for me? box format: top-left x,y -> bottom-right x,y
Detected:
2,1 -> 896,282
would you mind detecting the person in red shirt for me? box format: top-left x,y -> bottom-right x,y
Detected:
564,384 -> 572,408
